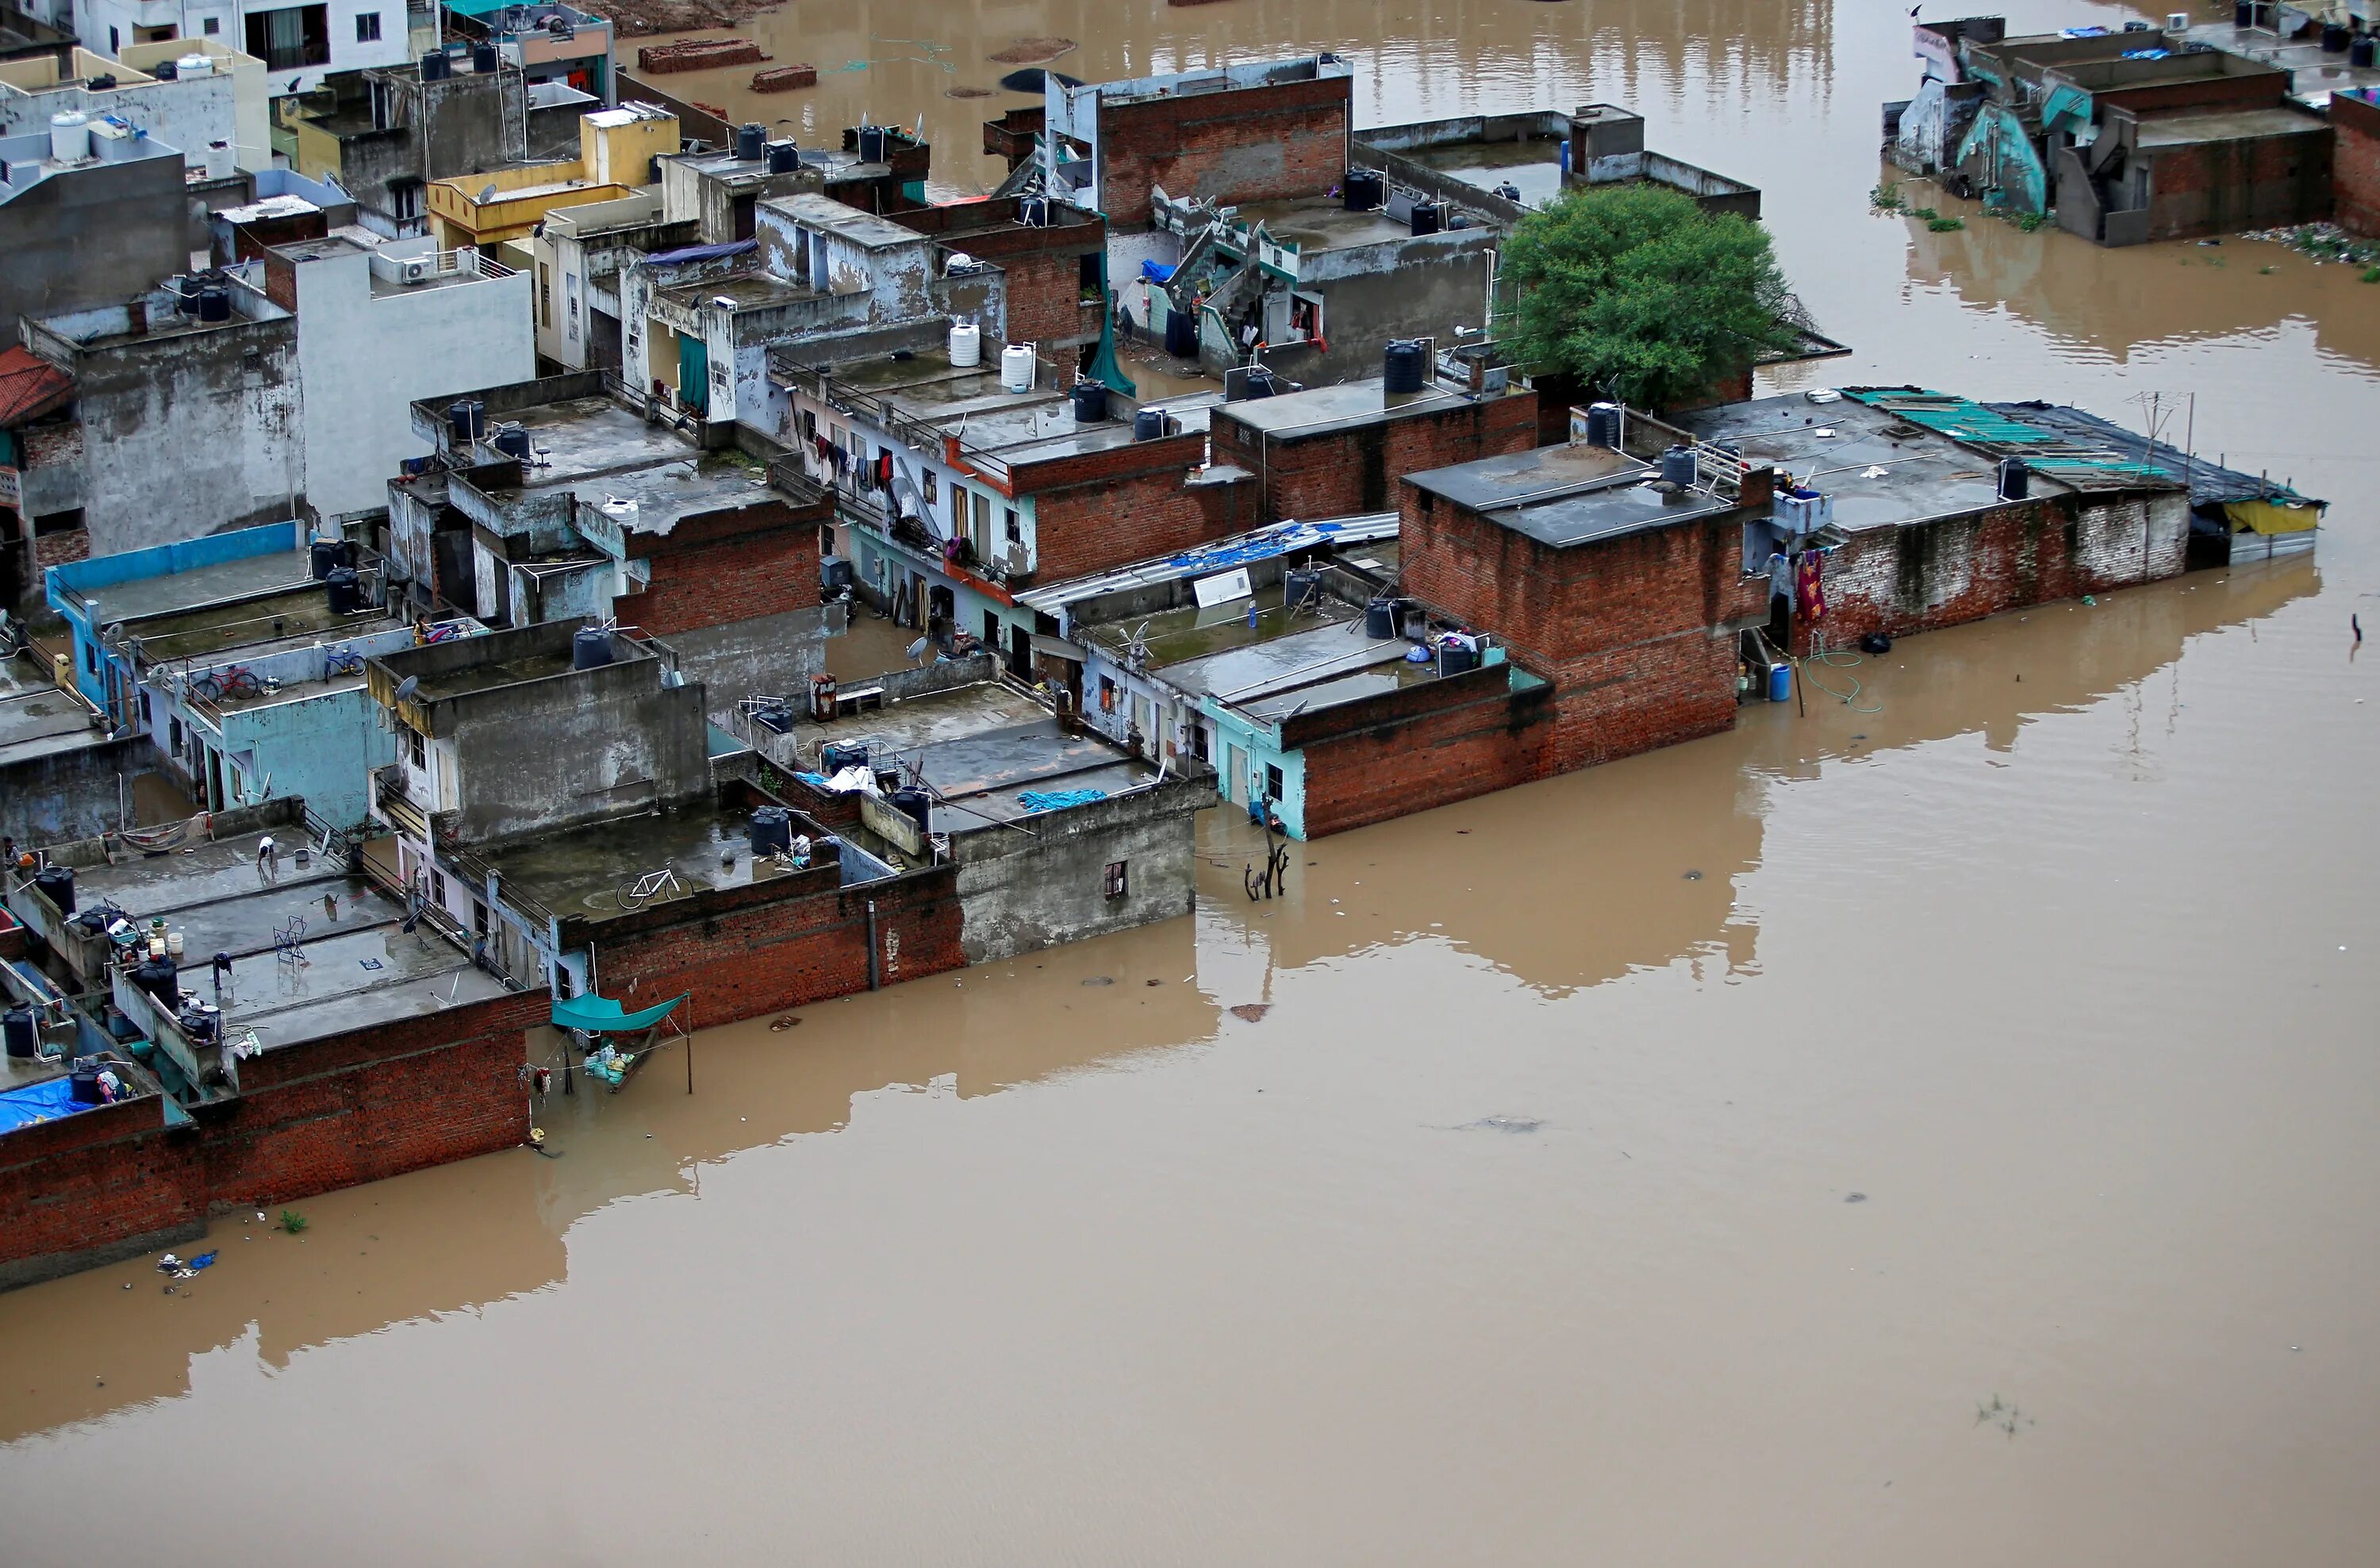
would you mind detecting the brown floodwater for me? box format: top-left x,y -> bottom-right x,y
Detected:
7,2 -> 2380,1562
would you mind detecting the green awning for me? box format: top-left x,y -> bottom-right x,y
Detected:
551,992 -> 689,1034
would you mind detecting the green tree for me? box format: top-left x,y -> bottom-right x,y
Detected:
1502,184 -> 1799,410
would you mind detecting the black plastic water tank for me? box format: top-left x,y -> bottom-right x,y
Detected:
1383,339 -> 1427,394
325,566 -> 361,616
196,286 -> 231,322
1244,368 -> 1277,399
32,865 -> 73,917
572,625 -> 614,671
1284,567 -> 1321,609
748,807 -> 793,859
1070,380 -> 1107,423
2353,35 -> 2377,67
310,538 -> 342,581
1133,408 -> 1165,441
1998,456 -> 2030,500
133,958 -> 178,1006
2321,21 -> 2350,52
153,59 -> 178,80
447,399 -> 478,442
766,139 -> 797,174
1586,402 -> 1619,448
1163,308 -> 1197,358
493,425 -> 532,460
820,741 -> 869,774
890,787 -> 932,829
70,1062 -> 102,1103
1438,640 -> 1480,675
2,1008 -> 34,1060
1409,202 -> 1443,236
1342,168 -> 1384,211
1365,598 -> 1399,640
1020,196 -> 1047,226
421,48 -> 452,81
735,121 -> 766,160
1659,444 -> 1697,489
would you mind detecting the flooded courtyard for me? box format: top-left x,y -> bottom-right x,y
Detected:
5,1 -> 2379,1561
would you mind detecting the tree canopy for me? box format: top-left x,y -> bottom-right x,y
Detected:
1500,184 -> 1799,411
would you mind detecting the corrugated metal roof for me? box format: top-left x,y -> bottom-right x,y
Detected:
0,347 -> 73,429
1016,513 -> 1399,609
1987,401 -> 2324,510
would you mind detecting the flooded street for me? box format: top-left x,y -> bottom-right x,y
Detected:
6,0 -> 2380,1560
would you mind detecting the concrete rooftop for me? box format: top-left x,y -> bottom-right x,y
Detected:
1672,395 -> 2044,533
68,548 -> 313,625
491,398 -> 777,531
1149,613 -> 1420,707
1215,375 -> 1518,440
1491,475 -> 1740,550
0,681 -> 102,767
2135,106 -> 2327,147
478,799 -> 880,922
1230,197 -> 1434,253
123,587 -> 390,668
1403,441 -> 1648,513
1401,136 -> 1566,208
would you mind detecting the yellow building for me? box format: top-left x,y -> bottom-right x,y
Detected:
426,103 -> 678,251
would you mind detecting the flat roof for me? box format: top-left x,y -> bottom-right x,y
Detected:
2180,21 -> 2380,99
1214,375 -> 1513,440
407,640 -> 612,705
1399,137 -> 1566,209
478,801 -> 870,920
1148,613 -> 1412,704
0,683 -> 101,766
122,587 -> 390,667
73,548 -> 313,625
766,191 -> 924,249
658,271 -> 819,311
1086,596 -> 1357,668
2136,106 -> 2327,147
69,831 -> 506,1049
1670,394 -> 2023,532
1490,476 -> 1739,549
823,346 -> 1215,462
1230,197 -> 1428,253
1403,441 -> 1647,513
489,398 -> 777,532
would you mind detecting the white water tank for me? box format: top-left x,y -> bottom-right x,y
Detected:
176,52 -> 214,77
999,343 -> 1035,394
948,320 -> 982,368
49,111 -> 89,164
204,139 -> 233,180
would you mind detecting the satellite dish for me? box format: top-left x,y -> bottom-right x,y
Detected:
478,183 -> 497,203
393,675 -> 420,703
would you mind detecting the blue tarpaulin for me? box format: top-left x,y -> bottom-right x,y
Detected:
0,1076 -> 86,1136
1139,259 -> 1175,282
1018,788 -> 1107,813
551,992 -> 689,1034
641,238 -> 757,268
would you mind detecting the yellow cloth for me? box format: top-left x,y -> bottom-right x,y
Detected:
2227,500 -> 2319,536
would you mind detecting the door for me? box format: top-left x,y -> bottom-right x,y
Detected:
983,609 -> 1000,657
1224,744 -> 1244,805
205,747 -> 225,813
1009,624 -> 1032,680
678,332 -> 708,416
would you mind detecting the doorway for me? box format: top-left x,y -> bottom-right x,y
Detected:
1009,624 -> 1032,680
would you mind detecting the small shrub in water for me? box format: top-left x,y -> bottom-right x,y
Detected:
279,1209 -> 308,1234
2363,266 -> 2380,284
1911,206 -> 1939,220
1869,182 -> 1904,211
1927,217 -> 1965,232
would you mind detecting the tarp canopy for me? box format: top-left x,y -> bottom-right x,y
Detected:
551,992 -> 689,1034
0,1076 -> 87,1136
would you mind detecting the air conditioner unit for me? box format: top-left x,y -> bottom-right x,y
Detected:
2165,11 -> 2190,33
401,257 -> 431,285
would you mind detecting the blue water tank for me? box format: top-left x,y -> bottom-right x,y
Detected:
572,626 -> 613,671
1769,662 -> 1793,704
1660,444 -> 1697,489
310,538 -> 342,580
766,139 -> 798,174
493,425 -> 532,460
1438,640 -> 1479,675
421,49 -> 452,81
1284,567 -> 1321,609
1365,598 -> 1399,640
1586,402 -> 1619,448
820,741 -> 869,774
1998,456 -> 2030,501
735,122 -> 766,161
748,806 -> 793,858
472,42 -> 500,73
890,786 -> 931,830
1383,339 -> 1427,394
1133,407 -> 1165,441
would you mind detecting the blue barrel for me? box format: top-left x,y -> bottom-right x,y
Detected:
1768,663 -> 1792,704
1586,402 -> 1618,448
820,741 -> 868,774
890,786 -> 932,829
767,139 -> 798,173
572,625 -> 613,671
493,425 -> 531,459
1284,567 -> 1320,609
1133,408 -> 1165,441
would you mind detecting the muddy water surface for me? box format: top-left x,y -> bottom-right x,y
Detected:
7,2 -> 2380,1562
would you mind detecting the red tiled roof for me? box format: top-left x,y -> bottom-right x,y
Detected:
0,346 -> 74,428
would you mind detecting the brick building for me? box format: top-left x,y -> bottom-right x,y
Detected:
1,809 -> 539,1289
2336,88 -> 2380,237
1207,370 -> 1539,523
877,193 -> 1109,356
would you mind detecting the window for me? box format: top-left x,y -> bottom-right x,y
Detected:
84,643 -> 97,673
355,10 -> 382,41
109,25 -> 118,52
169,717 -> 183,752
473,900 -> 489,936
1265,763 -> 1284,801
1004,507 -> 1021,545
246,5 -> 330,72
139,690 -> 152,724
430,869 -> 447,904
1104,860 -> 1128,900
408,726 -> 426,767
203,16 -> 221,34
919,470 -> 935,504
539,263 -> 551,327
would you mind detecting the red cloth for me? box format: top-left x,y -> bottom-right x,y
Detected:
1796,551 -> 1827,622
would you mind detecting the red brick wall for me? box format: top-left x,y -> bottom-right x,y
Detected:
1021,439 -> 1255,583
0,1095 -> 209,1289
1293,672 -> 1557,836
2097,71 -> 2286,118
2144,123 -> 2331,240
2336,91 -> 2380,238
0,987 -> 542,1288
616,500 -> 826,636
1002,250 -> 1100,347
585,867 -> 963,1027
1096,75 -> 1350,228
33,528 -> 90,570
1211,391 -> 1539,522
199,990 -> 544,1210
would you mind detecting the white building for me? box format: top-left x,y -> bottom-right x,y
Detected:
253,226 -> 532,518
71,0 -> 412,98
0,40 -> 269,172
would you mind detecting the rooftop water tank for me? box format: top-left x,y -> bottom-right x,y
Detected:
748,806 -> 793,858
132,957 -> 178,1006
1998,456 -> 2030,501
33,865 -> 74,916
196,285 -> 231,322
1342,167 -> 1384,211
177,52 -> 214,77
1284,567 -> 1321,610
2354,35 -> 2378,67
493,425 -> 532,459
1243,367 -> 1277,399
473,42 -> 501,73
1069,380 -> 1107,423
421,48 -> 452,81
889,786 -> 931,830
49,110 -> 89,164
324,566 -> 361,616
1585,402 -> 1620,448
858,125 -> 887,163
448,399 -> 485,441
1383,339 -> 1427,395
1409,201 -> 1443,236
948,320 -> 982,368
735,121 -> 765,161
1133,407 -> 1165,442
999,343 -> 1035,393
572,625 -> 613,671
152,59 -> 177,79
204,139 -> 233,180
1365,598 -> 1399,640
309,538 -> 342,581
1659,444 -> 1696,489
2320,21 -> 2350,52
766,139 -> 797,174
3,1007 -> 35,1060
